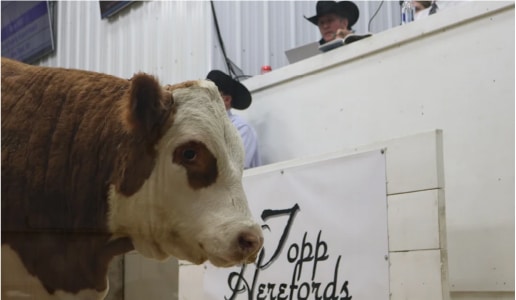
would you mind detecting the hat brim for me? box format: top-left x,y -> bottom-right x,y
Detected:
305,1 -> 359,28
206,70 -> 252,110
230,80 -> 252,110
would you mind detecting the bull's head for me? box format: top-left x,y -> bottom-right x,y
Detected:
108,76 -> 263,267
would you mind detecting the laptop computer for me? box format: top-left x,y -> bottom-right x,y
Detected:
285,42 -> 321,64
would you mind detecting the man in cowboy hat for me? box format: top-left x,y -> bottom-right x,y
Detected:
207,70 -> 261,169
305,1 -> 370,45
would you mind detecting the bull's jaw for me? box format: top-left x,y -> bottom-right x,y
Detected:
112,210 -> 262,267
124,229 -> 206,263
107,178 -> 263,267
128,236 -> 178,262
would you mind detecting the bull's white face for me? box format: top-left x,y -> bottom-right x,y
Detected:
108,80 -> 263,267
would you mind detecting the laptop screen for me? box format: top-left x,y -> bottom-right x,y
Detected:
285,42 -> 321,64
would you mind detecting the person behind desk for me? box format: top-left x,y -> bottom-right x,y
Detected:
413,1 -> 432,13
206,70 -> 261,169
305,1 -> 371,46
404,1 -> 464,21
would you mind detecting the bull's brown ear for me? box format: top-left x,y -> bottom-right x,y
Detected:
125,73 -> 169,139
115,73 -> 172,196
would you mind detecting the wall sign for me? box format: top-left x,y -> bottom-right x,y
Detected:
99,1 -> 134,19
1,1 -> 55,63
204,150 -> 390,299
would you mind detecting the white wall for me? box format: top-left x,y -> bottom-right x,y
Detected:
239,1 -> 515,296
38,1 -> 213,83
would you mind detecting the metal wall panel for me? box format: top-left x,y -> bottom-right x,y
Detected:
36,1 -> 400,82
38,1 -> 213,84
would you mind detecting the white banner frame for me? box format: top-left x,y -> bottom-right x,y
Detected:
204,149 -> 389,300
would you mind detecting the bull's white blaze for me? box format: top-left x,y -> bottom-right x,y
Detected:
2,245 -> 108,300
108,80 -> 263,267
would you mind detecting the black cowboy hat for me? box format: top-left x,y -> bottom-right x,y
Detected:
206,70 -> 252,110
305,1 -> 359,29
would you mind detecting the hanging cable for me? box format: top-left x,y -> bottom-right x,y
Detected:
210,0 -> 236,78
368,0 -> 385,33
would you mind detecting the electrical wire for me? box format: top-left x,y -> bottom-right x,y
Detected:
210,1 -> 253,81
210,0 -> 235,77
210,1 -> 233,76
368,0 -> 385,33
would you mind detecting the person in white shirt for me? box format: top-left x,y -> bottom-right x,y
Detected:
414,1 -> 432,14
412,1 -> 467,21
206,70 -> 262,169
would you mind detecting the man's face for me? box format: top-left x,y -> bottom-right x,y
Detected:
219,91 -> 232,110
317,13 -> 349,42
413,1 -> 426,13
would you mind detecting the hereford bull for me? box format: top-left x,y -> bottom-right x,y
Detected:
1,57 -> 263,299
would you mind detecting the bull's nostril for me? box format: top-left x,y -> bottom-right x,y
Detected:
238,232 -> 262,254
238,234 -> 255,251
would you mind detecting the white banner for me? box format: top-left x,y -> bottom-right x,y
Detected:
204,150 -> 389,300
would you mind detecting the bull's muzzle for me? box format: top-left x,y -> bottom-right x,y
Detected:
237,227 -> 264,264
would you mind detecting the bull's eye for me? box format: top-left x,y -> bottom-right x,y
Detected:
183,149 -> 197,161
172,141 -> 218,189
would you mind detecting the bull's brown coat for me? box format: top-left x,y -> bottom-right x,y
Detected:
1,58 -> 175,294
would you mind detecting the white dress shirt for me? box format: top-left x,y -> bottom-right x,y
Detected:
227,110 -> 262,169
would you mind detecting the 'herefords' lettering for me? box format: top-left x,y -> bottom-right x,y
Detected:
255,255 -> 351,300
225,204 -> 352,300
